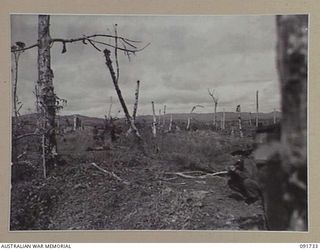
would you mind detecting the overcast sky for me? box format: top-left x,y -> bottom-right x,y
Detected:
11,14 -> 280,118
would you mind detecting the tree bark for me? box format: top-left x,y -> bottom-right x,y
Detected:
151,101 -> 157,137
12,53 -> 19,118
103,48 -> 142,140
158,109 -> 162,126
132,80 -> 140,121
256,90 -> 259,127
108,96 -> 113,120
277,15 -> 308,230
237,108 -> 243,138
37,15 -> 57,168
163,105 -> 166,125
186,117 -> 191,130
213,102 -> 217,128
257,15 -> 308,231
222,109 -> 226,130
169,114 -> 173,132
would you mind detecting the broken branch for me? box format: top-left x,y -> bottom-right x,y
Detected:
91,162 -> 130,185
164,170 -> 228,179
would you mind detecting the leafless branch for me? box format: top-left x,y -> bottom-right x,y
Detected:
51,33 -> 150,54
190,105 -> 204,113
164,170 -> 228,179
88,39 -> 150,53
11,43 -> 38,52
114,24 -> 120,82
87,39 -> 102,52
10,30 -> 149,54
15,132 -> 40,141
208,89 -> 219,103
91,162 -> 130,185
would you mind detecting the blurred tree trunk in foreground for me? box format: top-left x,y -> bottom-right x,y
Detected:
258,15 -> 308,231
277,14 -> 308,230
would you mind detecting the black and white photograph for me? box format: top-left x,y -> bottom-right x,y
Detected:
10,14 -> 308,231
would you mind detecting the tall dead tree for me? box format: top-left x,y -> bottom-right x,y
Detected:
11,42 -> 25,165
103,25 -> 149,141
11,16 -> 149,169
256,90 -> 259,127
37,15 -> 57,168
11,42 -> 25,118
126,80 -> 141,136
168,114 -> 173,132
276,15 -> 307,230
151,101 -> 157,137
104,49 -> 142,140
208,89 -> 219,129
236,104 -> 243,138
222,109 -> 226,130
187,105 -> 203,130
163,105 -> 166,125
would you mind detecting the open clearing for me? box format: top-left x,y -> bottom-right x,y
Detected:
11,117 -> 265,230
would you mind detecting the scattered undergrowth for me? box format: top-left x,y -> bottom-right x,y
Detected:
10,120 -> 265,230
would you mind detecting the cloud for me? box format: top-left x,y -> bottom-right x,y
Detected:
11,14 -> 280,117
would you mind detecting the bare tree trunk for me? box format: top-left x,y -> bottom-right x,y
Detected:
257,15 -> 308,231
186,117 -> 191,130
276,15 -> 308,230
222,109 -> 225,130
214,102 -> 217,128
108,96 -> 113,120
42,134 -> 46,179
13,53 -> 19,118
151,101 -> 157,137
238,110 -> 243,138
34,85 -> 40,113
256,90 -> 259,127
169,114 -> 173,132
132,80 -> 140,121
273,108 -> 277,124
103,49 -> 142,140
163,105 -> 166,125
11,53 -> 19,165
208,89 -> 218,129
73,115 -> 77,131
38,15 -> 57,168
158,109 -> 162,126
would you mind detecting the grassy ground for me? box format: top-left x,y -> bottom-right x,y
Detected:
10,121 -> 266,230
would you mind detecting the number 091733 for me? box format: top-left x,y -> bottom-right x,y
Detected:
300,244 -> 319,248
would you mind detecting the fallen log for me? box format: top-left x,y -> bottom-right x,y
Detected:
90,162 -> 130,185
164,170 -> 228,179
